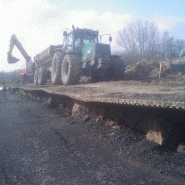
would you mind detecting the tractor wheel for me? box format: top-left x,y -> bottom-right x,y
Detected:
61,54 -> 81,85
111,57 -> 125,81
91,72 -> 99,83
91,71 -> 102,83
38,67 -> 48,85
21,76 -> 27,85
51,51 -> 64,85
91,69 -> 112,83
34,69 -> 38,85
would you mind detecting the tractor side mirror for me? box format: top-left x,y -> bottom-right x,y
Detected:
63,31 -> 67,36
109,36 -> 112,42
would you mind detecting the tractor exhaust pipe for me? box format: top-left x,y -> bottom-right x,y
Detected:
7,53 -> 19,64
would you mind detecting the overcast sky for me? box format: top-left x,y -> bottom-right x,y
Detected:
1,0 -> 185,72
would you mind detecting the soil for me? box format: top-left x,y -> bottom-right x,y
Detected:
0,90 -> 184,184
125,58 -> 185,81
15,79 -> 185,110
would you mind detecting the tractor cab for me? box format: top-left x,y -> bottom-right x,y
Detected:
63,26 -> 99,53
62,25 -> 113,74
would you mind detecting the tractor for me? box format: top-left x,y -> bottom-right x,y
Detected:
34,25 -> 125,85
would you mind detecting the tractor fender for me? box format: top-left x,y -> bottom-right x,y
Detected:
54,48 -> 65,53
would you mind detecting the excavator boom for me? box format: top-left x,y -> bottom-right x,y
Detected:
7,34 -> 34,84
7,34 -> 31,63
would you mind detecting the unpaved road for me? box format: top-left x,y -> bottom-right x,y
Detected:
0,91 -> 184,184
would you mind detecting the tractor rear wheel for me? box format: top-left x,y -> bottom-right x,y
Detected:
61,54 -> 81,85
21,76 -> 27,85
91,69 -> 112,83
51,51 -> 64,85
38,67 -> 48,85
111,56 -> 125,81
34,69 -> 38,85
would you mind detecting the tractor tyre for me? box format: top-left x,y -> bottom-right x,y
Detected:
51,51 -> 64,85
38,67 -> 48,85
21,76 -> 27,85
61,54 -> 81,85
34,69 -> 38,85
91,69 -> 112,83
111,57 -> 125,81
91,72 -> 99,83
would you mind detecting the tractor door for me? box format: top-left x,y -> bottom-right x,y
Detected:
63,32 -> 74,52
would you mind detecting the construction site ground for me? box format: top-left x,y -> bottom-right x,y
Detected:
0,90 -> 185,184
13,79 -> 185,108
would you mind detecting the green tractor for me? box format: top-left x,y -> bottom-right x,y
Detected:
34,25 -> 125,85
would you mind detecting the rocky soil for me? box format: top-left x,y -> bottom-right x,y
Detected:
71,114 -> 185,181
0,90 -> 184,184
46,92 -> 185,184
2,57 -> 185,184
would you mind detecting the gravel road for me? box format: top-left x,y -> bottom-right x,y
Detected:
0,91 -> 184,184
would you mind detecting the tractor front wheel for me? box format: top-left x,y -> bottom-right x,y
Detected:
51,51 -> 64,85
34,69 -> 38,85
38,67 -> 48,85
21,76 -> 27,85
111,57 -> 125,81
61,54 -> 81,85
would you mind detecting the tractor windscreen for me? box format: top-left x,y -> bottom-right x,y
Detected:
75,37 -> 98,46
74,29 -> 98,50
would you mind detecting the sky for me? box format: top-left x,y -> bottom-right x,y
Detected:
0,0 -> 185,72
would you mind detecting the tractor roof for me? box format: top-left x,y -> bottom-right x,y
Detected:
75,27 -> 99,35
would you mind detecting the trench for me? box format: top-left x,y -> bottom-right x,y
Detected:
12,88 -> 185,151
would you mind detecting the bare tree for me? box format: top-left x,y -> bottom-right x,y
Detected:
145,22 -> 160,60
160,32 -> 185,60
174,39 -> 184,57
117,21 -> 140,64
117,20 -> 160,63
117,20 -> 185,65
136,20 -> 148,60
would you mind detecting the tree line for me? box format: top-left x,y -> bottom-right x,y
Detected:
0,70 -> 21,85
117,20 -> 185,65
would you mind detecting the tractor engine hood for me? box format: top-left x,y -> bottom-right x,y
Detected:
82,43 -> 111,61
82,43 -> 111,69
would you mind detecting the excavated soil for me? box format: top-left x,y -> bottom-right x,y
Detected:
3,79 -> 185,184
10,80 -> 185,147
13,80 -> 185,109
9,90 -> 185,184
125,58 -> 185,81
47,92 -> 185,182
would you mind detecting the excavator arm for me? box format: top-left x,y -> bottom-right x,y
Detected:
7,34 -> 31,64
7,34 -> 34,84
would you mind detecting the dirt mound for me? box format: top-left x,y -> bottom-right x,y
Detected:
126,60 -> 159,80
172,57 -> 185,65
125,57 -> 185,81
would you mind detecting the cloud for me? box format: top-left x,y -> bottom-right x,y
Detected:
1,0 -> 137,71
153,16 -> 185,32
0,0 -> 62,71
2,0 -> 184,72
62,10 -> 137,48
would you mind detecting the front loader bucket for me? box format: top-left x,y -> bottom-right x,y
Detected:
7,53 -> 19,64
